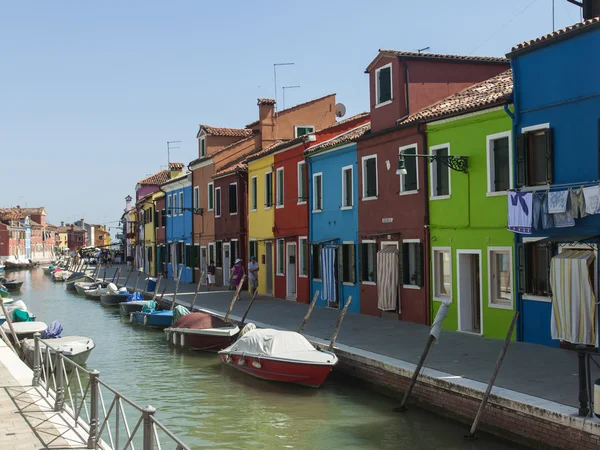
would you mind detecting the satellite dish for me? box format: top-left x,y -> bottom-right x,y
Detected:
335,103 -> 346,118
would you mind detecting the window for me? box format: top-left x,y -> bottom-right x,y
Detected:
298,161 -> 307,203
229,183 -> 238,215
516,126 -> 553,187
167,195 -> 172,216
299,237 -> 308,277
518,242 -> 553,297
362,155 -> 378,200
154,208 -> 158,227
433,248 -> 451,300
215,241 -> 223,267
402,241 -> 423,287
249,240 -> 258,259
161,209 -> 166,226
251,176 -> 257,211
199,137 -> 206,157
179,192 -> 183,215
264,172 -> 273,207
185,244 -> 192,267
231,240 -> 239,264
214,187 -> 221,217
341,166 -> 353,209
295,126 -> 315,138
192,244 -> 200,268
193,186 -> 199,211
312,173 -> 323,212
339,243 -> 356,284
375,63 -> 392,106
489,248 -> 512,308
399,145 -> 418,194
207,183 -> 214,211
276,239 -> 285,275
208,243 -> 215,264
276,167 -> 284,207
311,244 -> 321,279
430,145 -> 450,198
487,132 -> 511,194
178,242 -> 184,265
172,194 -> 177,217
360,241 -> 377,283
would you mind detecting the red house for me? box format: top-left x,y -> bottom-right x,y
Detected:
357,50 -> 509,324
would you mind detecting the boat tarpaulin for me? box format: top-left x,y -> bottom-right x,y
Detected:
550,249 -> 597,345
225,329 -> 315,357
173,305 -> 190,322
12,309 -> 31,322
126,291 -> 144,302
377,246 -> 399,311
321,247 -> 337,303
142,301 -> 156,314
41,321 -> 63,339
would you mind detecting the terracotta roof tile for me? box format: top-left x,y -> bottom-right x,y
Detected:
137,170 -> 170,186
0,207 -> 46,221
199,125 -> 253,138
168,162 -> 184,170
214,141 -> 284,178
257,98 -> 276,105
305,123 -> 371,154
366,50 -> 507,72
402,70 -> 513,124
508,17 -> 600,56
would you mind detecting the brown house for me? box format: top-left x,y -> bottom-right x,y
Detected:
357,50 -> 509,324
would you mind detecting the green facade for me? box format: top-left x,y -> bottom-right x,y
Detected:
428,107 -> 515,340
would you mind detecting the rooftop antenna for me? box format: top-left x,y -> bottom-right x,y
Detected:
282,85 -> 300,110
273,62 -> 294,116
417,46 -> 430,54
167,141 -> 181,166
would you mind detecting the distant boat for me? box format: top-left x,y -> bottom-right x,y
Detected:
100,291 -> 130,307
0,278 -> 24,291
4,257 -> 37,270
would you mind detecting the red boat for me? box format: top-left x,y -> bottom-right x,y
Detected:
218,329 -> 338,387
165,312 -> 240,352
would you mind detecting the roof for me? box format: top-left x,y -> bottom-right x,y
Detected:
247,94 -> 336,128
257,98 -> 276,106
159,171 -> 190,188
366,49 -> 508,72
137,170 -> 170,186
199,125 -> 253,138
305,123 -> 371,155
214,141 -> 284,178
508,17 -> 600,56
0,207 -> 46,221
401,69 -> 513,124
168,162 -> 184,170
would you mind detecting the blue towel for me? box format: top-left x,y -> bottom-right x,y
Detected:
126,291 -> 144,302
41,320 -> 63,339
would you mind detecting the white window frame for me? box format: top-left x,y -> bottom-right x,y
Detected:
375,62 -> 393,108
521,236 -> 552,302
360,239 -> 377,285
294,125 -> 315,138
432,247 -> 452,302
193,186 -> 199,211
207,182 -> 214,211
399,143 -> 419,195
429,143 -> 451,200
276,167 -> 284,208
341,165 -> 353,210
214,186 -> 221,218
298,236 -> 308,278
179,191 -> 184,216
250,176 -> 257,212
361,154 -> 378,201
402,239 -> 421,289
200,136 -> 206,157
229,182 -> 238,216
341,240 -> 356,286
264,171 -> 273,210
486,131 -> 513,197
167,195 -> 172,216
487,246 -> 513,310
312,172 -> 323,213
297,161 -> 307,205
276,238 -> 285,276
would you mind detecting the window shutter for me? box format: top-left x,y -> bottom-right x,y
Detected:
546,244 -> 555,296
399,243 -> 406,285
544,128 -> 554,185
517,243 -> 526,294
358,243 -> 364,281
516,134 -> 528,188
337,246 -> 344,283
415,242 -> 424,287
350,244 -> 356,284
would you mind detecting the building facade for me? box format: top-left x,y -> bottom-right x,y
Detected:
163,173 -> 193,283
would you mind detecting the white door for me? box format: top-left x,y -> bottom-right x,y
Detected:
457,251 -> 482,334
223,243 -> 231,286
286,242 -> 297,299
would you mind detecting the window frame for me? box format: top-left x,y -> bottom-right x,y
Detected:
520,237 -> 553,301
297,161 -> 307,204
276,238 -> 285,276
207,182 -> 214,211
399,144 -> 419,195
167,195 -> 172,216
375,62 -> 393,108
250,176 -> 258,212
229,182 -> 238,215
208,242 -> 215,265
402,239 -> 422,289
312,172 -> 323,213
432,247 -> 452,302
199,136 -> 206,157
361,155 -> 378,201
193,186 -> 199,211
276,167 -> 284,208
264,171 -> 273,209
311,243 -> 321,281
488,246 -> 513,310
214,186 -> 221,218
298,236 -> 308,278
486,131 -> 513,196
517,123 -> 553,188
340,241 -> 356,285
429,143 -> 451,200
341,165 -> 353,210
179,192 -> 184,216
249,239 -> 258,260
360,240 -> 377,285
294,125 -> 315,138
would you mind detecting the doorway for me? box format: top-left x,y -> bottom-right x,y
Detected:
265,241 -> 273,295
200,246 -> 207,284
223,243 -> 231,286
286,242 -> 297,300
457,250 -> 482,334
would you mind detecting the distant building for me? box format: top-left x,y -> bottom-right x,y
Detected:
0,206 -> 54,261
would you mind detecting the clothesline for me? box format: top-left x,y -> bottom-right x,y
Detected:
509,179 -> 600,192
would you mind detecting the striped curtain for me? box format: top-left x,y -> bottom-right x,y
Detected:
377,246 -> 399,311
321,247 -> 337,303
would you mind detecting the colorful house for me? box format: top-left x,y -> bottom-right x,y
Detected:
356,50 -> 509,324
153,192 -> 166,276
136,194 -> 155,275
401,70 -> 515,339
508,17 -> 600,347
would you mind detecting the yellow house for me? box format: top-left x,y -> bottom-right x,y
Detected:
247,154 -> 275,295
138,194 -> 156,276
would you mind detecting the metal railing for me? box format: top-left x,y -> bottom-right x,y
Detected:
32,333 -> 190,450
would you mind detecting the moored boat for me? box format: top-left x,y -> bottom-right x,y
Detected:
166,312 -> 240,352
100,290 -> 130,307
85,283 -> 118,300
0,278 -> 23,291
74,281 -> 106,295
1,321 -> 48,341
131,310 -> 174,328
119,301 -> 146,317
4,257 -> 37,270
65,272 -> 92,291
22,336 -> 95,367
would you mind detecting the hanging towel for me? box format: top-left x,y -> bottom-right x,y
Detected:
583,185 -> 600,214
376,246 -> 399,311
507,192 -> 533,234
550,250 -> 597,345
570,188 -> 587,219
548,190 -> 569,214
532,192 -> 554,231
320,247 -> 337,303
553,193 -> 575,228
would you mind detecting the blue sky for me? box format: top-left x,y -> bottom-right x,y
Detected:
0,0 -> 582,233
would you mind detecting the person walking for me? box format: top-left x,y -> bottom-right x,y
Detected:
207,260 -> 216,291
230,258 -> 245,290
248,255 -> 259,295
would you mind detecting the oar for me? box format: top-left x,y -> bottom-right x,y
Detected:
298,290 -> 320,334
0,299 -> 21,350
327,296 -> 352,352
189,272 -> 205,311
152,274 -> 163,301
224,275 -> 246,322
170,266 -> 184,310
238,289 -> 258,328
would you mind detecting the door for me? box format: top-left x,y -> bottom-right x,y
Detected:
200,247 -> 207,283
170,244 -> 177,279
457,251 -> 482,334
265,241 -> 273,295
223,243 -> 231,286
286,242 -> 297,299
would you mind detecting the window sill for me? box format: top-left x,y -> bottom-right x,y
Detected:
430,195 -> 450,201
207,209 -> 214,212
297,201 -> 307,206
375,99 -> 393,109
522,294 -> 551,303
342,282 -> 355,286
362,196 -> 378,202
433,296 -> 452,302
402,284 -> 420,290
264,206 -> 272,210
488,302 -> 514,310
250,209 -> 257,213
299,274 -> 308,278
361,281 -> 376,286
276,205 -> 284,209
519,184 -> 550,192
312,209 -> 322,213
215,215 -> 221,219
399,190 -> 419,196
486,191 -> 508,197
230,213 -> 238,216
457,330 -> 483,337
276,273 -> 285,277
313,278 -> 322,282
340,206 -> 353,211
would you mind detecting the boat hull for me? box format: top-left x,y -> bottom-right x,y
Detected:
2,282 -> 23,291
22,337 -> 95,369
100,293 -> 129,307
119,301 -> 146,317
166,313 -> 240,352
169,330 -> 237,352
131,311 -> 173,328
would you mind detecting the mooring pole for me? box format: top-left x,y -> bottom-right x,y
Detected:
298,290 -> 320,334
239,290 -> 259,327
327,296 -> 352,351
170,266 -> 184,310
189,272 -> 204,311
133,269 -> 141,293
577,344 -> 590,417
124,264 -> 133,288
152,274 -> 162,301
224,275 -> 246,322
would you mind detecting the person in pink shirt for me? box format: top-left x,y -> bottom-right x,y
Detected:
230,258 -> 245,289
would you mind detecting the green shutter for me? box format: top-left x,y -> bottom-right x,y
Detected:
544,128 -> 554,185
516,134 -> 528,188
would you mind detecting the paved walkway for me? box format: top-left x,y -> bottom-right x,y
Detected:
102,265 -> 600,409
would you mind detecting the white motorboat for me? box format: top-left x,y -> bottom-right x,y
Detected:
22,336 -> 95,367
1,321 -> 48,341
74,281 -> 105,295
52,270 -> 72,282
84,283 -> 118,300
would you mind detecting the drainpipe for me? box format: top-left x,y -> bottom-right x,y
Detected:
399,56 -> 411,118
417,121 -> 431,325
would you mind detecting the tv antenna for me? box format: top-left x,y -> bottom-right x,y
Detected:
273,62 -> 294,114
167,141 -> 181,165
417,47 -> 430,54
282,85 -> 300,110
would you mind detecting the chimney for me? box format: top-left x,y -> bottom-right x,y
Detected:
583,0 -> 600,20
60,221 -> 64,227
257,98 -> 276,145
168,162 -> 184,179
125,195 -> 132,210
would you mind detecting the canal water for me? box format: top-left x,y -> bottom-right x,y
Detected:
8,269 -> 527,449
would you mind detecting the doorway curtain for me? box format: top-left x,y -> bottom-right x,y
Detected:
377,246 -> 399,311
321,247 -> 337,303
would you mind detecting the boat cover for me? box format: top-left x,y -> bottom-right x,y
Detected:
226,329 -> 316,357
173,305 -> 190,322
126,292 -> 143,302
12,309 -> 31,322
2,321 -> 48,335
67,272 -> 84,281
142,301 -> 156,313
41,321 -> 63,339
6,300 -> 28,314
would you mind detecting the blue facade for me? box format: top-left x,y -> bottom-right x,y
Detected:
307,143 -> 360,313
510,23 -> 600,347
164,174 -> 193,284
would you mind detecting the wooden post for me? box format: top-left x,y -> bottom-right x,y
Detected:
111,267 -> 120,284
133,270 -> 141,293
0,325 -> 16,353
0,299 -> 21,350
327,296 -> 352,351
224,275 -> 246,322
466,311 -> 519,440
170,267 -> 184,310
102,264 -> 107,282
298,290 -> 320,334
143,275 -> 150,295
239,290 -> 258,327
82,263 -> 89,278
152,275 -> 162,301
189,272 -> 204,311
124,265 -> 133,288
156,285 -> 167,308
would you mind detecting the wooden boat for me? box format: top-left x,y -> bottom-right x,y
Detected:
65,272 -> 92,291
52,269 -> 72,282
74,281 -> 105,295
0,313 -> 36,326
119,301 -> 146,317
166,313 -> 239,352
2,321 -> 48,341
84,283 -> 118,300
218,329 -> 338,387
0,287 -> 10,298
0,279 -> 24,291
100,291 -> 130,307
22,336 -> 95,367
130,310 -> 173,328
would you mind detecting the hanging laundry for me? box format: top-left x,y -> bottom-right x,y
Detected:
377,246 -> 399,312
507,192 -> 532,234
547,190 -> 569,214
320,247 -> 337,303
570,187 -> 587,219
583,185 -> 600,215
532,192 -> 554,231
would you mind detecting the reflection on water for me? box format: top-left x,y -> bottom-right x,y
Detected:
9,269 -> 527,449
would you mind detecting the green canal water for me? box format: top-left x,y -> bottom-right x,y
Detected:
8,269 -> 527,450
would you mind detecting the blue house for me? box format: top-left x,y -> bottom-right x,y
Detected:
162,173 -> 194,283
305,124 -> 370,314
508,18 -> 600,347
